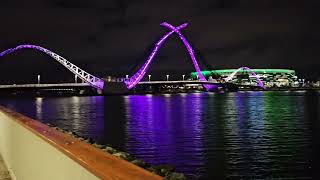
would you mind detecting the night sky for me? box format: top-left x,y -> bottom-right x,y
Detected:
0,0 -> 319,83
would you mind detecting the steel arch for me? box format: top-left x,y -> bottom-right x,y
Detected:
0,45 -> 104,89
125,22 -> 215,90
225,67 -> 264,88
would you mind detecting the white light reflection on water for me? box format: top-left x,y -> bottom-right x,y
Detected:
35,97 -> 43,120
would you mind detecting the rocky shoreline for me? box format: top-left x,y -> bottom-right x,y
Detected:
46,123 -> 187,180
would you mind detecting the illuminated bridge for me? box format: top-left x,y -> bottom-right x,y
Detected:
0,22 -> 264,94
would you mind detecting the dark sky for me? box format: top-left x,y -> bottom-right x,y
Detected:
0,0 -> 319,83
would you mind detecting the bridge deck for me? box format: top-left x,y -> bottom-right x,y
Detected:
137,81 -> 262,89
0,81 -> 262,90
0,83 -> 90,89
138,80 -> 223,85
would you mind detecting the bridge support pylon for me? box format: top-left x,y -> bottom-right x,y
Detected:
102,81 -> 130,95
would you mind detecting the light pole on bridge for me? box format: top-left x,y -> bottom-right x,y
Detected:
166,75 -> 169,81
74,75 -> 78,83
182,74 -> 185,81
37,75 -> 40,84
148,75 -> 151,82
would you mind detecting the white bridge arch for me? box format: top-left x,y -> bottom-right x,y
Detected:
0,45 -> 104,89
225,67 -> 264,88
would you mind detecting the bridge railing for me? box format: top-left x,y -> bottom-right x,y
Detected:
0,106 -> 162,180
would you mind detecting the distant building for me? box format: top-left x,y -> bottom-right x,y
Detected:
191,69 -> 298,87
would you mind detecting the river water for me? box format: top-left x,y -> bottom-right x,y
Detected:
0,91 -> 319,179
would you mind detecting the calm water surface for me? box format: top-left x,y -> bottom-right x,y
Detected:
0,91 -> 319,179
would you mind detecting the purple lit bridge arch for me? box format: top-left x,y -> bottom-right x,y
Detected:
125,22 -> 216,91
225,67 -> 264,88
0,45 -> 105,89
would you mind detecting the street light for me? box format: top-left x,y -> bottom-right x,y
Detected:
148,74 -> 151,81
166,74 -> 169,81
126,75 -> 129,79
182,74 -> 185,81
37,75 -> 40,84
196,75 -> 199,80
74,75 -> 78,83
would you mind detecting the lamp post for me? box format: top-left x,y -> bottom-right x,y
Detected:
74,75 -> 77,83
182,74 -> 185,81
196,75 -> 199,80
126,75 -> 129,79
166,74 -> 169,81
148,74 -> 151,81
37,75 -> 40,84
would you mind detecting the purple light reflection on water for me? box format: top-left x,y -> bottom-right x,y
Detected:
124,94 -> 205,177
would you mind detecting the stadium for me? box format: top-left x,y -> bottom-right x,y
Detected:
190,69 -> 299,87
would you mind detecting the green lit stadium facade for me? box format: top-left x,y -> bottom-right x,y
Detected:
191,69 -> 299,87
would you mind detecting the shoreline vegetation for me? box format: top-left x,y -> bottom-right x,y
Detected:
46,123 -> 187,180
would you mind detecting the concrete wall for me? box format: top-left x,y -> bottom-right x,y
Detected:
0,110 -> 99,180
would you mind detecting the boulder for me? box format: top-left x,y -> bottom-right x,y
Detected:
92,143 -> 105,149
113,152 -> 135,161
102,146 -> 117,154
84,137 -> 95,144
131,159 -> 147,168
165,172 -> 187,180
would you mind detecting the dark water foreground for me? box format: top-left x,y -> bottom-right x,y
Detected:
0,91 -> 319,179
